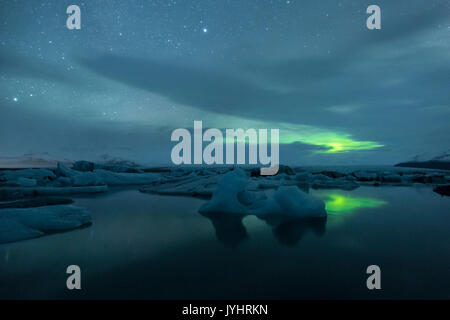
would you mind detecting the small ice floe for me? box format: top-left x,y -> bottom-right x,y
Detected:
257,180 -> 298,190
425,174 -> 447,184
17,177 -> 37,187
294,172 -> 310,181
2,168 -> 56,185
199,169 -> 327,218
140,173 -> 219,198
251,186 -> 327,217
0,197 -> 73,209
305,172 -> 358,190
0,186 -> 108,201
0,205 -> 91,244
352,171 -> 378,182
379,172 -> 402,183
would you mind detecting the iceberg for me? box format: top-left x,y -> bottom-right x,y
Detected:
1,168 -> 56,184
199,169 -> 327,218
380,173 -> 402,183
353,171 -> 378,182
17,177 -> 37,187
0,205 -> 91,244
140,173 -> 219,198
251,186 -> 327,217
199,169 -> 250,214
0,197 -> 73,209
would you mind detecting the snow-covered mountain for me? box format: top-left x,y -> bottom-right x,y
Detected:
0,152 -> 141,169
0,153 -> 72,169
396,149 -> 450,170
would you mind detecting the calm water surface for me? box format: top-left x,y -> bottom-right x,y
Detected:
0,186 -> 449,299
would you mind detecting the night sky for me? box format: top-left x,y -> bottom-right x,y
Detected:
1,0 -> 449,166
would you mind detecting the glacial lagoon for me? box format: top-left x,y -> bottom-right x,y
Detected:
1,185 -> 449,299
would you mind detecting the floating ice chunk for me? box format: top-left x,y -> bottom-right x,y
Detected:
72,160 -> 95,172
0,205 -> 91,244
199,169 -> 327,218
343,174 -> 357,181
140,174 -> 218,198
380,173 -> 402,183
250,165 -> 295,177
295,172 -> 310,181
315,171 -> 347,179
2,168 -> 56,184
427,174 -> 447,184
353,171 -> 377,181
72,171 -> 105,186
72,159 -> 145,173
17,177 -> 37,187
33,186 -> 108,195
257,179 -> 299,190
250,186 -> 326,218
94,169 -> 160,185
199,169 -> 249,214
53,176 -> 73,187
56,163 -> 102,186
312,174 -> 332,181
0,197 -> 73,209
403,174 -> 425,182
95,158 -> 143,173
237,188 -> 267,206
402,173 -> 446,184
258,182 -> 282,190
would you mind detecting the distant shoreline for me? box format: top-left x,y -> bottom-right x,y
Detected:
395,161 -> 450,171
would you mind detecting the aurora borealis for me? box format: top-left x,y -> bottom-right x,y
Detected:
1,0 -> 449,165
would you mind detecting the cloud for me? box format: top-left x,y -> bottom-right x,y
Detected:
0,101 -> 175,165
326,105 -> 360,114
77,35 -> 448,159
79,54 -> 284,115
0,50 -> 83,86
358,2 -> 450,46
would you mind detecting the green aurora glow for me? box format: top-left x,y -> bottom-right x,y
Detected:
279,132 -> 384,153
215,117 -> 384,153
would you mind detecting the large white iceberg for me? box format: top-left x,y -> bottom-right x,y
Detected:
1,168 -> 56,185
252,186 -> 327,217
199,169 -> 327,218
0,205 -> 91,244
199,168 -> 250,214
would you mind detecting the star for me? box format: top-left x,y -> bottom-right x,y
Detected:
202,28 -> 208,33
13,97 -> 18,102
